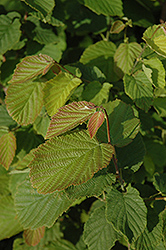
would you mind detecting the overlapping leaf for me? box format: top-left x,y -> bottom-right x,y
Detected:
0,12 -> 21,55
114,42 -> 142,75
46,101 -> 96,139
153,173 -> 166,195
23,227 -> 45,246
44,72 -> 82,117
106,186 -> 147,243
14,178 -> 75,229
84,205 -> 120,250
110,20 -> 125,34
123,72 -> 153,112
81,0 -> 123,16
30,130 -> 113,194
153,97 -> 166,117
0,132 -> 16,170
90,82 -> 113,106
9,54 -> 54,84
6,81 -> 45,125
88,111 -> 105,138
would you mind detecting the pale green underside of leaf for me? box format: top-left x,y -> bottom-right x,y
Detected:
14,178 -> 74,229
90,82 -> 113,106
143,57 -> 165,88
6,81 -> 45,125
30,130 -> 113,194
21,0 -> 55,18
84,205 -> 120,250
114,42 -> 142,75
106,186 -> 147,243
23,227 -> 45,246
0,132 -> 16,170
81,0 -> 123,16
46,101 -> 96,139
124,72 -> 153,112
143,24 -> 166,58
98,99 -> 140,147
0,13 -> 21,55
44,72 -> 82,117
0,195 -> 23,240
9,54 -> 54,84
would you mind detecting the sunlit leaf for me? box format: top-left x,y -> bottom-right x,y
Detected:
84,205 -> 120,250
46,101 -> 96,139
106,186 -> 147,243
44,72 -> 82,116
30,130 -> 113,194
88,111 -> 105,138
6,80 -> 45,125
14,178 -> 74,229
110,20 -> 125,34
0,132 -> 16,170
23,227 -> 45,246
81,0 -> 123,16
0,12 -> 21,55
90,82 -> 113,106
9,54 -> 54,84
123,72 -> 153,112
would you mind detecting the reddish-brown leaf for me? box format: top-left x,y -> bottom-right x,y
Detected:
23,226 -> 45,246
88,111 -> 105,138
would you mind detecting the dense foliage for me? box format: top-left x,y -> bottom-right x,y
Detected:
1,0 -> 166,249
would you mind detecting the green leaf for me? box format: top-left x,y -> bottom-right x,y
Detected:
114,42 -> 142,75
65,168 -> 115,199
30,130 -> 113,193
98,99 -> 140,147
0,105 -> 17,127
0,195 -> 23,240
106,186 -> 147,242
123,72 -> 153,112
143,25 -> 166,58
81,0 -> 123,17
44,72 -> 82,117
22,0 -> 55,18
84,205 -> 120,250
0,132 -> 16,170
14,178 -> 74,229
23,227 -> 45,246
88,111 -> 105,138
9,54 -> 54,84
51,239 -> 77,250
110,20 -> 125,34
90,82 -> 113,106
0,12 -> 21,55
153,97 -> 166,117
153,173 -> 166,195
46,101 -> 96,139
33,112 -> 50,138
143,57 -> 165,88
6,80 -> 45,125
80,40 -> 118,82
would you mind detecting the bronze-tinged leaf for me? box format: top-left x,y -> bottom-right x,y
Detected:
23,227 -> 45,246
46,101 -> 96,139
0,132 -> 16,170
88,111 -> 105,138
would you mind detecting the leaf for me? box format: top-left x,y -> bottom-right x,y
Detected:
0,13 -> 21,55
123,72 -> 153,112
0,195 -> 23,240
114,42 -> 142,75
106,186 -> 147,243
6,80 -> 45,125
0,105 -> 17,127
90,82 -> 113,106
110,20 -> 125,34
0,132 -> 16,170
44,72 -> 82,116
80,40 -> 118,82
153,97 -> 166,117
84,205 -> 120,250
9,54 -> 54,84
46,101 -> 96,139
88,111 -> 105,138
33,114 -> 50,138
153,173 -> 166,195
143,57 -> 165,88
23,227 -> 45,246
98,99 -> 140,147
143,24 -> 166,58
14,178 -> 75,229
51,239 -> 77,250
81,0 -> 123,17
30,130 -> 113,194
65,168 -> 116,199
21,0 -> 55,18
